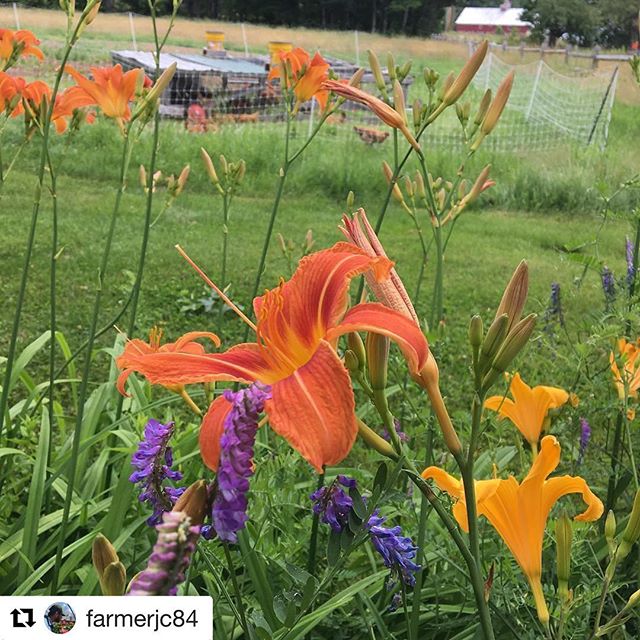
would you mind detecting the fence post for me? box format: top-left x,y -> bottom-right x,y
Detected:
354,30 -> 360,67
484,52 -> 492,91
12,2 -> 20,29
564,44 -> 570,65
520,42 -> 524,60
592,45 -> 600,69
526,60 -> 543,120
307,96 -> 316,139
128,12 -> 137,51
241,23 -> 249,57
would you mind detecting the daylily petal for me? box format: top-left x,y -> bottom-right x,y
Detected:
327,302 -> 429,374
543,476 -> 604,522
255,243 -> 393,351
538,385 -> 569,409
199,395 -> 233,471
117,342 -> 269,394
266,340 -> 357,472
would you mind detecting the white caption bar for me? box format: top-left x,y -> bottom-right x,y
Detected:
0,596 -> 213,639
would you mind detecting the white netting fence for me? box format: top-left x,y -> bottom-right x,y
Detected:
110,49 -> 618,153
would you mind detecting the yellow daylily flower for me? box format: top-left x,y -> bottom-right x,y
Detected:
485,372 -> 570,452
422,436 -> 603,625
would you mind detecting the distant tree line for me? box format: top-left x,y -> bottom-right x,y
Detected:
21,0 -> 639,46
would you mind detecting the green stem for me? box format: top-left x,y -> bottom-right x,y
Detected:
50,128 -> 134,594
306,472 -> 325,576
0,13 -> 83,436
243,114 -> 291,341
409,424 -> 434,640
221,191 -> 230,290
44,149 -> 58,511
222,542 -> 250,636
430,221 -> 444,329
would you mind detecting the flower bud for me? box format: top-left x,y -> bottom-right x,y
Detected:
443,41 -> 488,107
398,60 -> 412,82
219,154 -> 228,175
349,67 -> 365,88
175,164 -> 190,195
101,562 -> 127,596
438,72 -> 455,103
366,332 -> 389,391
357,418 -> 398,460
139,164 -> 147,190
235,159 -> 246,184
368,50 -> 386,92
404,176 -> 414,198
618,488 -> 640,560
93,533 -> 119,576
415,171 -> 426,199
346,332 -> 366,371
495,259 -> 529,334
93,534 -> 127,595
173,479 -> 209,525
469,315 -> 483,370
387,52 -> 396,80
481,71 -> 514,136
475,89 -> 492,126
344,349 -> 360,373
487,314 -> 537,383
144,62 -> 177,106
555,514 -> 572,603
461,164 -> 493,208
423,67 -> 439,88
480,313 -> 509,369
84,0 -> 101,25
200,147 -> 219,185
346,190 -> 355,208
382,161 -> 404,203
392,80 -> 407,125
412,98 -> 422,129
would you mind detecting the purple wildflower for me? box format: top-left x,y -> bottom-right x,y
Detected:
210,383 -> 271,543
128,511 -> 200,595
547,282 -> 564,327
627,237 -> 635,290
602,267 -> 616,307
130,419 -> 184,525
310,475 -> 356,532
368,511 -> 420,588
381,418 -> 409,444
578,417 -> 591,464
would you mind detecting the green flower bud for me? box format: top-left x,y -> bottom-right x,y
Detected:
368,50 -> 386,92
366,332 -> 389,391
555,514 -> 572,603
618,488 -> 640,560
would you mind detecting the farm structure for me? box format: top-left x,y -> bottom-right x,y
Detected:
111,48 -> 409,137
455,3 -> 531,35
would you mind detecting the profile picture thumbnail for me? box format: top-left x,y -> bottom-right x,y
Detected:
44,602 -> 76,635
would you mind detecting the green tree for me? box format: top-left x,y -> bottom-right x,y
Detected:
522,0 -> 600,46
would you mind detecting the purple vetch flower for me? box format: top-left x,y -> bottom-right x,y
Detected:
381,419 -> 409,444
128,511 -> 200,595
310,475 -> 356,532
368,511 -> 420,588
602,267 -> 616,306
578,417 -> 591,464
626,237 -> 635,290
548,282 -> 564,326
130,419 -> 184,525
210,383 -> 271,543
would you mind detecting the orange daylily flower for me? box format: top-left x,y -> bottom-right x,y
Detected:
116,243 -> 430,472
268,47 -> 330,111
323,79 -> 420,152
484,373 -> 570,452
422,435 -> 603,624
0,71 -> 24,114
0,29 -> 43,69
64,64 -> 146,122
10,80 -> 79,134
610,338 -> 640,403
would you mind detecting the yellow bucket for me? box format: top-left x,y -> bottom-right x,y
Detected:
205,31 -> 225,51
268,41 -> 293,65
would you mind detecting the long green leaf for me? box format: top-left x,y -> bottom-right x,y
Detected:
5,331 -> 51,394
18,409 -> 50,584
274,571 -> 386,640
